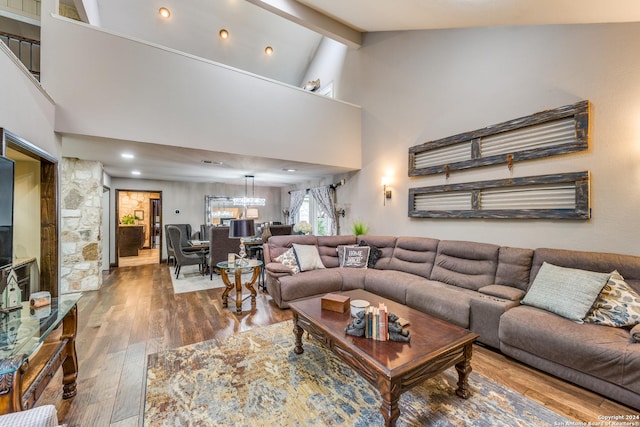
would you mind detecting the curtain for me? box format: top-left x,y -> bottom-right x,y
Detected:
288,190 -> 307,225
310,186 -> 337,235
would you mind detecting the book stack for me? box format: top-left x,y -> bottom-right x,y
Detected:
365,303 -> 389,341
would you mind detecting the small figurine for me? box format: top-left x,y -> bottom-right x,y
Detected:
345,310 -> 366,337
388,313 -> 410,342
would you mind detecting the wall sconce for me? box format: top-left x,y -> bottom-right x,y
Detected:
381,177 -> 392,206
335,207 -> 345,218
159,7 -> 171,18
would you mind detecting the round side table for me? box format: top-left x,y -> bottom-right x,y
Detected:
216,259 -> 263,314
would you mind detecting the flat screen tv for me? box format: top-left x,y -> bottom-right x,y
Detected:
0,155 -> 14,270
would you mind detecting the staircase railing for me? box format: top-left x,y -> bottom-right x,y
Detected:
0,32 -> 40,80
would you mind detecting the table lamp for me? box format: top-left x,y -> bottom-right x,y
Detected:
229,219 -> 255,265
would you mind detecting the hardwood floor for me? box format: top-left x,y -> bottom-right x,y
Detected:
118,248 -> 160,267
38,263 -> 636,426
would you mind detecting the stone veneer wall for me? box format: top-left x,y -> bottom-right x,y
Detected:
61,158 -> 103,293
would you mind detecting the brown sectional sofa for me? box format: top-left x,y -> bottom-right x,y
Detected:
263,234 -> 640,410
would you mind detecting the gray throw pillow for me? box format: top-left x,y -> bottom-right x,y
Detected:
292,244 -> 325,272
521,262 -> 611,323
341,246 -> 370,268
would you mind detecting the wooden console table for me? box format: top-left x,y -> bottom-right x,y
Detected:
0,293 -> 81,414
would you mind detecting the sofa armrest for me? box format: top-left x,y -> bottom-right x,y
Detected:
479,284 -> 525,301
265,262 -> 293,278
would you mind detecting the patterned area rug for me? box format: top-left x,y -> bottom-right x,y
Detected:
144,321 -> 572,426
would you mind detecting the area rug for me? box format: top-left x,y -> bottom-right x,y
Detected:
169,265 -> 227,294
144,321 -> 572,426
170,265 -> 260,294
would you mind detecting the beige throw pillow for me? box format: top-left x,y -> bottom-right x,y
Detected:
292,244 -> 325,272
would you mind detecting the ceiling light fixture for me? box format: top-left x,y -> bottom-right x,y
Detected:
233,175 -> 266,207
121,153 -> 134,159
219,29 -> 229,40
282,168 -> 297,172
264,46 -> 274,56
131,170 -> 141,176
159,7 -> 171,18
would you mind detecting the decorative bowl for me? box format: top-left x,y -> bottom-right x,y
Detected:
350,299 -> 370,317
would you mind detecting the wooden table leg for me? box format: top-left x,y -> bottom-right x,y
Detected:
244,267 -> 259,310
293,314 -> 304,354
234,269 -> 243,314
220,269 -> 233,308
61,304 -> 78,399
379,378 -> 401,427
455,342 -> 473,399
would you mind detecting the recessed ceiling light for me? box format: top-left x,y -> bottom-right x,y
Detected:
131,170 -> 141,176
202,160 -> 224,165
219,29 -> 229,40
121,153 -> 134,159
283,168 -> 297,172
159,7 -> 171,19
265,46 -> 274,56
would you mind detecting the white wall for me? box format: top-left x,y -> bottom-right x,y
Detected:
40,13 -> 362,171
110,177 -> 284,263
339,23 -> 640,256
0,44 -> 58,159
300,36 -> 348,97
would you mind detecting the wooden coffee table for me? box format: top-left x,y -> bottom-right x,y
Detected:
289,289 -> 479,427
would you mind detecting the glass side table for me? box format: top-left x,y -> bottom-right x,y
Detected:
216,260 -> 262,314
0,293 -> 82,414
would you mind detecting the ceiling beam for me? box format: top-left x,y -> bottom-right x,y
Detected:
246,0 -> 362,49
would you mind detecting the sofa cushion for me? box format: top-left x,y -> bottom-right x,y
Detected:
479,285 -> 525,301
264,235 -> 318,262
275,248 -> 300,274
584,271 -> 640,327
293,244 -> 325,272
500,305 -> 640,394
405,280 -> 475,328
521,262 -> 610,323
337,267 -> 367,291
363,270 -> 418,304
278,269 -> 343,302
430,240 -> 499,291
632,324 -> 640,343
495,246 -> 534,291
341,246 -> 370,268
387,237 -> 439,279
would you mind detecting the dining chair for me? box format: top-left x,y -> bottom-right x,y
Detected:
167,225 -> 205,278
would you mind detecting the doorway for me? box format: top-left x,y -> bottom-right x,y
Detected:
115,189 -> 162,267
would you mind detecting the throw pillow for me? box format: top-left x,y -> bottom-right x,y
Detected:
274,248 -> 300,274
337,245 -> 357,265
292,244 -> 326,272
341,246 -> 370,268
631,324 -> 640,343
584,271 -> 640,327
521,262 -> 611,323
358,240 -> 382,268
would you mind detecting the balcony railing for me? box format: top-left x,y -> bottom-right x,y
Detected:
0,32 -> 40,80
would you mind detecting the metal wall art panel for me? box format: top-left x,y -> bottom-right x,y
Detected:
408,171 -> 590,219
409,101 -> 590,177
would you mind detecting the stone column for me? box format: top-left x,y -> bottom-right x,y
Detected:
61,158 -> 103,293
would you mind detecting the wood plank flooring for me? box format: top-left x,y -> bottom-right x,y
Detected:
38,263 -> 636,426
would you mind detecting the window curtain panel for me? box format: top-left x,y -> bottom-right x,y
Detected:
310,186 -> 337,235
288,190 -> 307,225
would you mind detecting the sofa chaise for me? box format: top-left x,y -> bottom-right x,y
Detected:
263,234 -> 640,410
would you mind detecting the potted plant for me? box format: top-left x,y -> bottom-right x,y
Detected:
121,214 -> 140,225
352,220 -> 369,236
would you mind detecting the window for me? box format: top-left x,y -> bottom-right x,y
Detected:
298,195 -> 333,236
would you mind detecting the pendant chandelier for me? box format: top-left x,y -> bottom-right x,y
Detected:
233,175 -> 265,219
